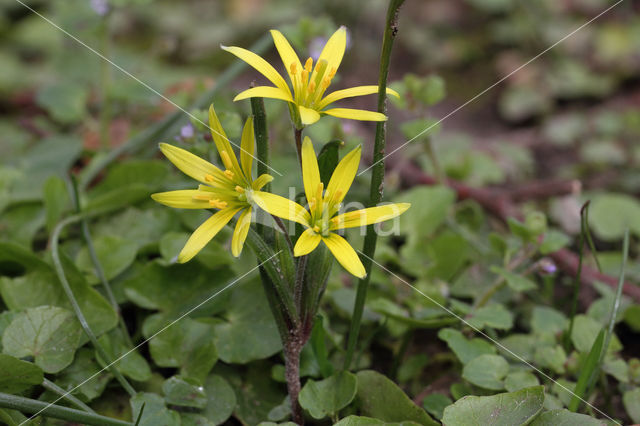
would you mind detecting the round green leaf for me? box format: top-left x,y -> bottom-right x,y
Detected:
0,354 -> 43,394
163,376 -> 207,409
299,371 -> 357,420
462,354 -> 509,390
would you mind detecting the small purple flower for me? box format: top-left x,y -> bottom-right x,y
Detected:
537,258 -> 557,275
180,124 -> 195,139
90,0 -> 110,16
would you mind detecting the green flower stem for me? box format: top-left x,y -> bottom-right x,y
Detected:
79,33 -> 273,191
42,378 -> 95,414
70,177 -> 133,347
0,393 -> 131,426
294,255 -> 308,314
51,215 -> 136,397
294,127 -> 303,165
566,202 -> 591,349
250,94 -> 273,243
343,0 -> 405,371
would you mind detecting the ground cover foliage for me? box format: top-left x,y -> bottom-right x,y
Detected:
1,0 -> 640,425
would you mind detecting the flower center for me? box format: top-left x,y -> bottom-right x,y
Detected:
289,58 -> 336,108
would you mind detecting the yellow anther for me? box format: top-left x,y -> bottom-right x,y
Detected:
304,57 -> 313,72
218,201 -> 228,208
322,77 -> 331,89
333,189 -> 343,202
290,62 -> 297,75
301,69 -> 309,83
204,174 -> 215,182
328,67 -> 337,78
235,185 -> 245,193
309,197 -> 317,210
313,225 -> 321,233
224,170 -> 234,179
209,199 -> 228,209
316,182 -> 324,202
308,81 -> 316,93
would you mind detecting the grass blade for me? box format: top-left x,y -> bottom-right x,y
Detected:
568,328 -> 605,412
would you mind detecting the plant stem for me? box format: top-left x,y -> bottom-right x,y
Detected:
284,340 -> 304,425
294,127 -> 303,165
251,93 -> 272,242
344,0 -> 405,371
0,393 -> 131,426
42,378 -> 95,414
51,215 -> 136,397
566,202 -> 590,349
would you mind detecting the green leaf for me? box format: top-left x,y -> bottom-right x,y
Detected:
2,306 -> 82,373
0,354 -> 43,394
462,354 -> 509,390
0,255 -> 118,337
317,140 -> 343,184
159,232 -> 232,270
623,388 -> 640,423
124,260 -> 233,320
467,304 -> 514,330
90,160 -> 169,196
76,235 -> 138,283
531,307 -> 568,336
310,316 -> 334,379
490,266 -> 537,292
539,230 -> 570,255
334,416 -> 422,425
569,329 -> 604,412
504,371 -> 539,392
355,370 -> 438,425
36,83 -> 88,124
397,354 -> 429,383
54,348 -> 111,402
570,315 -> 621,353
130,392 -> 181,426
43,176 -> 69,233
438,328 -> 496,364
84,184 -> 155,216
299,371 -> 357,420
530,409 -> 606,425
96,330 -> 151,382
422,393 -> 452,420
589,193 -> 640,241
397,186 -> 456,241
533,345 -> 567,374
623,305 -> 640,332
213,279 -> 281,364
162,376 -> 207,409
196,375 -> 236,425
145,316 -> 217,383
442,386 -> 545,426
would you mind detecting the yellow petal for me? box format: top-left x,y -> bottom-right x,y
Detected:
252,191 -> 310,226
330,203 -> 411,230
252,174 -> 274,191
231,207 -> 252,257
233,86 -> 293,102
240,116 -> 254,179
178,207 -> 241,263
270,29 -> 302,85
293,228 -> 322,256
159,143 -> 227,185
301,137 -> 321,206
323,108 -> 387,122
299,105 -> 321,125
323,233 -> 366,278
318,86 -> 400,110
151,190 -> 212,209
311,26 -> 347,84
221,45 -> 290,94
326,145 -> 361,206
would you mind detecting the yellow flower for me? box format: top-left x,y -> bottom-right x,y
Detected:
253,137 -> 409,278
222,27 -> 399,127
151,104 -> 273,262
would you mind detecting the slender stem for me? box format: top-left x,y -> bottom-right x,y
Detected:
69,177 -> 133,347
390,330 -> 412,380
294,127 -> 303,165
51,215 -> 136,397
80,33 -> 273,190
344,0 -> 405,370
251,93 -> 273,242
294,255 -> 308,313
0,393 -> 130,426
566,202 -> 591,349
272,215 -> 294,253
475,248 -> 536,309
42,378 -> 95,414
284,341 -> 304,425
99,17 -> 111,151
425,139 -> 444,184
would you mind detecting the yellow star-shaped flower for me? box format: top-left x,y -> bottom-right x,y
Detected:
222,27 -> 399,127
253,137 -> 410,278
151,104 -> 273,261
